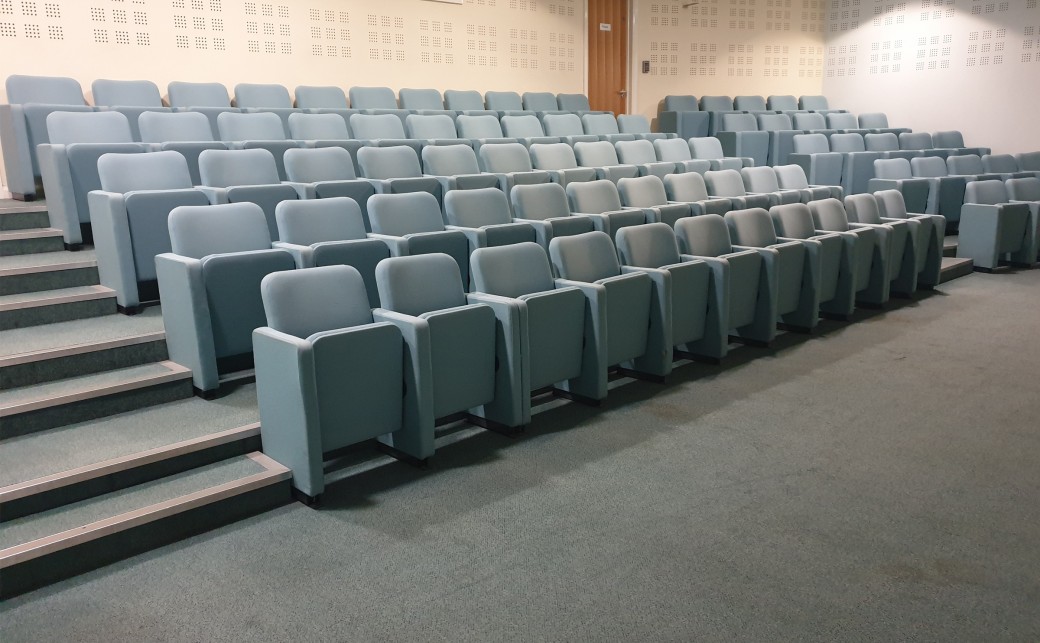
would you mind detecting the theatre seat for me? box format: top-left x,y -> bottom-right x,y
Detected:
138,111 -> 227,187
442,186 -> 537,251
216,111 -> 300,179
689,137 -> 750,170
541,113 -> 598,145
565,179 -> 648,239
421,145 -> 500,192
366,192 -> 470,286
92,79 -> 171,141
510,182 -> 596,249
198,147 -> 299,240
867,158 -> 935,216
957,181 -> 1037,270
658,95 -> 710,139
573,141 -> 640,183
703,169 -> 775,210
529,142 -> 599,188
790,133 -> 843,189
873,189 -> 945,287
844,193 -> 919,295
772,164 -> 843,202
500,114 -> 560,147
808,198 -> 889,306
662,172 -> 734,216
356,145 -> 443,205
478,142 -> 552,193
282,147 -> 375,223
581,113 -> 636,143
652,138 -> 713,174
616,175 -> 692,226
616,114 -> 674,142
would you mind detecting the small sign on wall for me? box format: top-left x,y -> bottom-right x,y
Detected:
599,23 -> 612,31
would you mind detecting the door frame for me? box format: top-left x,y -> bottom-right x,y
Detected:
583,0 -> 632,114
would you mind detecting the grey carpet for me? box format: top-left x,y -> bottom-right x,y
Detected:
2,269 -> 1038,641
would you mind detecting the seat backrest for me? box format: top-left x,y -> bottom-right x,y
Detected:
654,137 -> 695,162
511,182 -> 571,220
873,189 -> 910,219
704,169 -> 748,197
982,154 -> 1019,174
47,111 -> 133,144
261,265 -> 373,339
767,95 -> 798,111
485,91 -> 523,111
964,180 -> 1009,206
663,172 -> 710,202
234,83 -> 292,109
284,146 -> 357,182
843,193 -> 883,224
350,113 -> 406,139
471,242 -> 556,297
293,85 -> 348,109
899,131 -> 933,151
287,112 -> 350,140
567,179 -> 624,213
398,88 -> 444,110
444,89 -> 485,111
443,187 -> 512,227
808,198 -> 851,232
167,81 -> 230,108
617,114 -> 652,134
139,111 -> 214,143
456,114 -> 506,139
367,192 -> 445,236
217,111 -> 286,141
574,140 -> 621,167
725,208 -> 779,247
375,253 -> 466,315
826,112 -> 858,129
720,113 -> 759,132
582,113 -> 621,136
348,86 -> 398,109
857,112 -> 889,129
480,142 -> 536,173
946,154 -> 985,176
663,95 -> 699,112
199,148 -> 281,187
741,166 -> 782,193
522,92 -> 559,112
542,113 -> 585,137
275,197 -> 367,246
674,213 -> 733,256
773,164 -> 812,190
1016,151 -> 1040,171
1006,177 -> 1040,201
734,95 -> 768,112
700,95 -> 734,111
799,95 -> 829,110
501,114 -> 547,138
549,231 -> 621,282
6,74 -> 86,105
829,132 -> 866,153
864,132 -> 900,152
169,202 -> 271,258
530,142 -> 579,170
405,114 -> 457,139
689,137 -> 727,160
557,93 -> 592,112
92,79 -> 163,107
769,203 -> 817,239
422,144 -> 481,176
356,145 -> 423,180
793,112 -> 827,130
757,113 -> 794,131
98,150 -> 193,193
616,222 -> 682,269
615,139 -> 657,165
933,130 -> 965,148
910,156 -> 948,178
617,175 -> 668,208
873,158 -> 913,180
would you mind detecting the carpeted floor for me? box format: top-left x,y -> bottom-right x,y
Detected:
2,269 -> 1039,641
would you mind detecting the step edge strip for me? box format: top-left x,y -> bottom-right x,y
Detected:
0,361 -> 192,416
0,286 -> 115,312
0,228 -> 63,241
0,457 -> 290,567
0,260 -> 97,277
0,331 -> 167,367
0,422 -> 262,503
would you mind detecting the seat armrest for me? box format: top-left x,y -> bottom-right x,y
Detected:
155,253 -> 217,392
466,292 -> 527,425
371,308 -> 435,460
87,190 -> 138,308
367,232 -> 410,256
271,241 -> 315,268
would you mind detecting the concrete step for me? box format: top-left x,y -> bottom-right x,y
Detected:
938,256 -> 974,284
0,228 -> 65,256
0,451 -> 290,599
0,205 -> 50,231
0,361 -> 194,438
0,284 -> 116,330
0,250 -> 99,295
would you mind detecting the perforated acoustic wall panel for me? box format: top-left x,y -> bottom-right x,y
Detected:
822,0 -> 1040,154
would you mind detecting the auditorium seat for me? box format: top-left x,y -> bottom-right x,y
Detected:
198,148 -> 299,240
792,112 -> 839,138
910,156 -> 972,222
703,169 -> 775,209
253,264 -> 409,500
616,114 -> 673,141
405,113 -> 468,147
350,112 -> 421,156
772,164 -> 842,201
957,181 -> 1037,270
421,144 -> 500,191
946,154 -> 1004,182
863,132 -> 921,162
1015,152 -> 1040,174
286,112 -> 363,174
873,189 -> 945,287
982,154 -> 1038,179
824,112 -> 868,137
216,111 -> 299,179
500,114 -> 561,146
766,94 -> 802,115
689,137 -> 750,170
843,193 -> 919,295
541,113 -> 599,145
398,87 -> 446,111
232,83 -> 299,133
92,79 -> 170,141
799,95 -> 835,113
662,172 -> 734,216
573,141 -> 640,183
616,175 -> 692,226
740,167 -> 804,205
444,89 -> 492,115
522,91 -> 561,113
138,111 -> 227,186
366,192 -> 470,285
734,95 -> 770,113
614,139 -> 679,179
348,85 -> 398,109
293,85 -> 349,110
442,187 -> 537,251
282,147 -> 376,225
156,202 -> 295,394
1005,178 -> 1040,263
867,158 -> 935,216
557,93 -> 593,112
510,182 -> 596,248
933,130 -> 990,157
356,145 -> 443,204
857,112 -> 910,136
699,95 -> 741,136
478,142 -> 552,193
756,113 -> 800,166
456,114 -> 517,149
827,133 -> 879,195
529,142 -> 599,187
652,138 -> 713,174
658,95 -> 710,139
716,113 -> 770,168
808,198 -> 890,306
167,81 -> 237,139
899,131 -> 947,158
581,113 -> 636,143
484,90 -> 525,115
565,179 -> 648,239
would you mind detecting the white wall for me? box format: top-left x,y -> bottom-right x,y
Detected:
821,0 -> 1040,154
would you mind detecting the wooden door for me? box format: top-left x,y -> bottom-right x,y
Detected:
587,0 -> 629,115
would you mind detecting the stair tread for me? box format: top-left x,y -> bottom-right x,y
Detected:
0,383 -> 259,487
0,199 -> 48,214
0,361 -> 189,412
0,284 -> 113,308
0,455 -> 269,551
0,306 -> 164,359
0,228 -> 63,241
0,248 -> 97,273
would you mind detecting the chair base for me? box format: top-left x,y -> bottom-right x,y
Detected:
616,367 -> 667,384
64,243 -> 83,252
194,386 -> 220,401
673,349 -> 721,366
856,300 -> 886,310
546,387 -> 602,407
819,311 -> 850,322
730,335 -> 771,348
375,441 -> 430,469
777,323 -> 814,334
291,488 -> 322,508
466,413 -> 524,437
10,192 -> 37,202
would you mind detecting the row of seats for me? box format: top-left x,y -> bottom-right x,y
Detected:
957,179 -> 1040,270
659,94 -> 849,138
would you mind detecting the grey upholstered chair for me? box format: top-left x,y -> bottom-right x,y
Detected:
282,147 -> 375,223
616,175 -> 693,226
614,139 -> 680,179
772,164 -> 843,202
522,91 -> 561,113
167,81 -> 237,139
216,111 -> 300,179
716,113 -> 770,168
442,187 -> 537,251
932,130 -> 990,158
652,138 -> 713,174
982,154 -> 1038,180
573,141 -> 640,183
616,114 -> 674,141
565,179 -> 649,239
444,89 -> 492,114
867,158 -> 935,216
755,113 -> 800,166
500,114 -> 560,147
478,142 -> 552,193
366,192 -> 470,286
662,172 -> 734,216
789,134 -> 843,189
957,181 -> 1037,270
529,142 -> 599,188
844,193 -> 919,295
421,144 -> 501,192
232,83 -> 300,134
356,145 -> 443,204
740,167 -> 804,206
808,198 -> 890,306
857,112 -> 910,136
293,85 -> 349,109
405,114 -> 467,146
581,113 -> 635,143
556,93 -> 592,112
138,111 -> 227,186
399,88 -> 445,111
455,114 -> 517,150
92,79 -> 170,140
826,133 -> 878,196
197,148 -> 299,240
349,113 -> 421,157
509,182 -> 596,249
658,95 -> 710,139
910,155 -> 972,221
703,169 -> 775,210
541,113 -> 599,145
484,90 -> 524,113
285,112 -> 364,175
689,137 -> 750,170
872,189 -> 946,287
863,132 -> 921,161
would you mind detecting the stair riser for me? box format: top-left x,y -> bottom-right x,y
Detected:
1,339 -> 169,390
1,379 -> 193,439
939,261 -> 974,284
0,236 -> 65,256
1,434 -> 262,522
0,479 -> 289,599
0,210 -> 50,231
0,297 -> 116,330
0,266 -> 100,296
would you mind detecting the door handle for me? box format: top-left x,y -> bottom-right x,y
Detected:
618,89 -> 628,97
